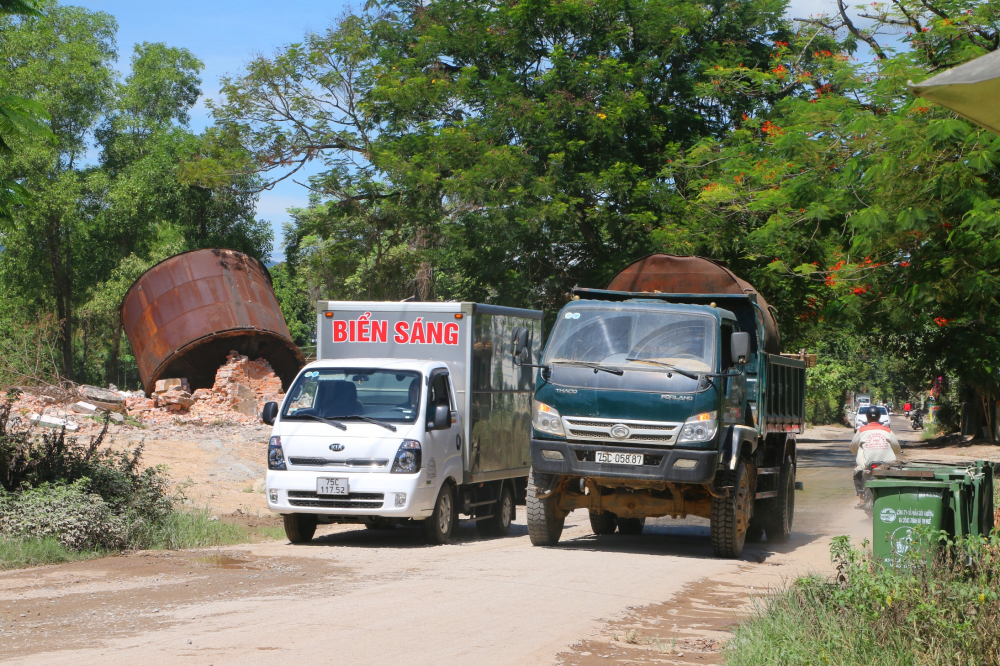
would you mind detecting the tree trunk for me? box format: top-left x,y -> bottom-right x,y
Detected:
108,317 -> 123,388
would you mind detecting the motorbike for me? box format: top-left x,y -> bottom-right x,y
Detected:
910,410 -> 924,430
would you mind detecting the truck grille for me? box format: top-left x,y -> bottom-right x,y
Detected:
562,416 -> 681,447
287,491 -> 385,509
288,457 -> 390,468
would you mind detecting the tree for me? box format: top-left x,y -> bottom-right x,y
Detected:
213,0 -> 791,310
672,0 -> 1000,434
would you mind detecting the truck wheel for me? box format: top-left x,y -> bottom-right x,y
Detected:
366,518 -> 398,530
423,483 -> 457,545
710,459 -> 751,558
527,469 -> 564,546
762,457 -> 795,544
283,514 -> 317,544
617,517 -> 645,535
589,509 -> 617,535
477,483 -> 514,537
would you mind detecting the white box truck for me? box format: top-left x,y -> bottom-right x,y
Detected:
262,301 -> 543,545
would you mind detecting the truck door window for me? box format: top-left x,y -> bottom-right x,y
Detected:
721,324 -> 733,369
427,373 -> 452,422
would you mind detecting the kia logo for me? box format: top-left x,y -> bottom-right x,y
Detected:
610,424 -> 630,439
329,443 -> 345,452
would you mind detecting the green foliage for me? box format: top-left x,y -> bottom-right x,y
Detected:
724,534 -> 1000,665
0,4 -> 274,387
269,262 -> 315,348
0,535 -> 100,570
214,0 -> 790,309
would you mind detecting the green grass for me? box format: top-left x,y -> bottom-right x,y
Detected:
722,535 -> 1000,666
140,509 -> 284,550
0,511 -> 285,570
0,536 -> 104,570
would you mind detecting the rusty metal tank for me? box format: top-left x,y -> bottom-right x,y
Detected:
605,254 -> 782,353
121,249 -> 306,396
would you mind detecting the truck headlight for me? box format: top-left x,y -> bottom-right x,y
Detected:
268,436 -> 286,470
676,411 -> 718,443
391,439 -> 422,474
532,400 -> 565,437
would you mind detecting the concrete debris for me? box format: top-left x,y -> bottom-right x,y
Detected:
69,401 -> 98,414
78,385 -> 125,405
154,378 -> 191,394
29,413 -> 79,431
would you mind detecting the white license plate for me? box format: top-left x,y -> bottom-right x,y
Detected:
316,478 -> 349,495
595,451 -> 644,466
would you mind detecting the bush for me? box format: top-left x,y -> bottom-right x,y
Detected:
0,391 -> 178,551
724,535 -> 1000,665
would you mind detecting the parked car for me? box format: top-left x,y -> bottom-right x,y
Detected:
854,405 -> 891,431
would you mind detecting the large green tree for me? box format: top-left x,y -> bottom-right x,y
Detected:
214,0 -> 789,312
672,0 -> 1000,433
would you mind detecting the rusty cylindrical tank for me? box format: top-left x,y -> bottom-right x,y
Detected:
605,254 -> 782,353
121,249 -> 306,396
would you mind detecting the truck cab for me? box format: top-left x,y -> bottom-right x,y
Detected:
525,263 -> 805,559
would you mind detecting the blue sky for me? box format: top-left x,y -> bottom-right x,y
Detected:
75,0 -> 840,263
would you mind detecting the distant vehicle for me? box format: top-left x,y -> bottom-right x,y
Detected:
911,410 -> 924,430
857,396 -> 871,411
854,405 -> 890,431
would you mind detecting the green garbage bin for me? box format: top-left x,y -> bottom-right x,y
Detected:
866,461 -> 995,568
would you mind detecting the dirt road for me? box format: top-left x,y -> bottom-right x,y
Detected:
0,421 -> 917,665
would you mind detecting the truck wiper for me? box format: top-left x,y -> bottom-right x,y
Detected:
289,413 -> 347,430
328,414 -> 398,432
551,361 -> 624,376
625,358 -> 700,380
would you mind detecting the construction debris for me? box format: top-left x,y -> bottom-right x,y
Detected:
3,351 -> 284,431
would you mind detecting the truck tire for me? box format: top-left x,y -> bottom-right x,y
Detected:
423,483 -> 457,545
283,513 -> 317,544
527,469 -> 564,546
589,509 -> 617,535
710,459 -> 751,558
762,457 -> 795,544
617,517 -> 645,535
477,483 -> 514,537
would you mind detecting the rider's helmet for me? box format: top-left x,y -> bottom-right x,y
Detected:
865,405 -> 881,423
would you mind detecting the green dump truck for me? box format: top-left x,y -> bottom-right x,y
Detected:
525,255 -> 806,558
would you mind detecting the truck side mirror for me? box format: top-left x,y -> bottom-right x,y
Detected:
430,404 -> 451,431
511,327 -> 530,363
730,332 -> 750,365
261,401 -> 279,425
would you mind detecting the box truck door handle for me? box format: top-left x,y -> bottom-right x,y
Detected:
456,434 -> 462,450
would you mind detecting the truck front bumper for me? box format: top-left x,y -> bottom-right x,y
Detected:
530,439 -> 719,485
265,470 -> 437,519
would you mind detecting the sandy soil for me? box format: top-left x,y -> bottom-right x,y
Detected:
0,417 -> 979,666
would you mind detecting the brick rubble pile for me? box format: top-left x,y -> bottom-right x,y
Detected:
127,351 -> 284,425
2,351 -> 283,430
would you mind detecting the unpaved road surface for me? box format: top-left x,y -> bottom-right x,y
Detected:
0,418 -> 949,665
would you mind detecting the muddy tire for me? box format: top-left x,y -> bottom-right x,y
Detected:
283,513 -> 317,544
365,517 -> 398,530
710,459 -> 752,558
477,483 -> 514,537
423,483 -> 456,545
589,509 -> 617,535
527,469 -> 564,546
617,517 -> 645,535
761,457 -> 795,544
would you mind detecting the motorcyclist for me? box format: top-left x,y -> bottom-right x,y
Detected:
850,405 -> 902,503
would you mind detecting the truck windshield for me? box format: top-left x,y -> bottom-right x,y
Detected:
544,308 -> 716,373
282,369 -> 422,423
